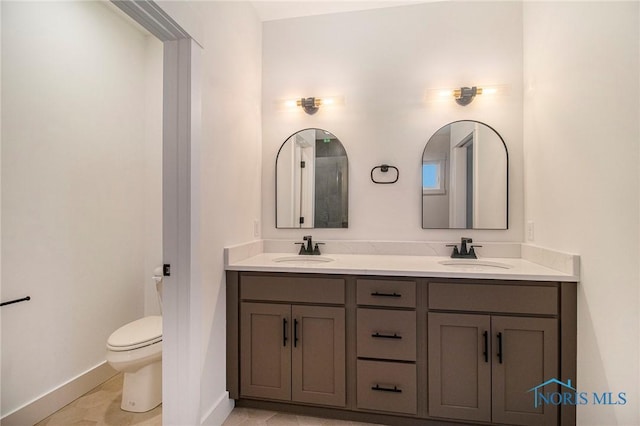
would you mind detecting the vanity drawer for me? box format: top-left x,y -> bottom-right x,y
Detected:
428,282 -> 558,315
357,309 -> 416,361
241,275 -> 344,304
356,279 -> 416,308
356,360 -> 417,415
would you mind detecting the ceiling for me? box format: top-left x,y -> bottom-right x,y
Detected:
251,1 -> 432,22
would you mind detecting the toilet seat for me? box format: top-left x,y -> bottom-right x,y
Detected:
107,316 -> 162,352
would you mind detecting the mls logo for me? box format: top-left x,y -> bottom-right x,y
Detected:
528,378 -> 577,408
528,378 -> 627,407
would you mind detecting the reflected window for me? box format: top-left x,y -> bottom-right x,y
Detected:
422,160 -> 445,195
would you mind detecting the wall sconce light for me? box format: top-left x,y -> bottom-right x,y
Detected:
425,85 -> 508,106
453,86 -> 482,106
281,96 -> 344,114
297,97 -> 321,114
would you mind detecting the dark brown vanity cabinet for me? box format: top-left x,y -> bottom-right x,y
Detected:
428,313 -> 558,425
355,279 -> 417,415
241,303 -> 345,406
236,275 -> 346,407
227,272 -> 577,426
428,282 -> 561,426
240,302 -> 291,401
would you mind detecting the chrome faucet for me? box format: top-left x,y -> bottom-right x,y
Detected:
295,235 -> 324,255
447,237 -> 482,259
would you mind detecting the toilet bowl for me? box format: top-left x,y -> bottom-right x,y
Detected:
106,315 -> 162,412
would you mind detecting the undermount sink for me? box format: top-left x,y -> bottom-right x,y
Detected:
273,255 -> 335,263
438,259 -> 513,270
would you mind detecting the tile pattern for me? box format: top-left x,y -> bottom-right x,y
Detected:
35,374 -> 161,426
222,408 -> 381,426
34,375 -> 379,426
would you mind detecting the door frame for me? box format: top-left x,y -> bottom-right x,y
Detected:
110,2 -> 202,424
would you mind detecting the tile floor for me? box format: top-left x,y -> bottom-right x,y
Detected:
35,374 -> 161,426
36,374 -> 379,426
222,408 -> 380,426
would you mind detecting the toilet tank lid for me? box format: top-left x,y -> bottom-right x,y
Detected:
108,315 -> 162,348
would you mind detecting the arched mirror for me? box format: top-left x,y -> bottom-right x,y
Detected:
276,128 -> 348,228
422,120 -> 508,229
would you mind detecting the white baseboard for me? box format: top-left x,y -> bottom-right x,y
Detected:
1,361 -> 117,426
200,392 -> 234,426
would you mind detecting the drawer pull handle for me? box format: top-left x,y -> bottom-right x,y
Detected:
497,332 -> 503,364
283,318 -> 288,347
371,332 -> 402,340
483,331 -> 488,363
294,319 -> 299,348
370,291 -> 401,298
371,384 -> 402,393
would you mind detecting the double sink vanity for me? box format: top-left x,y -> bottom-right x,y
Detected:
225,240 -> 579,426
226,120 -> 578,424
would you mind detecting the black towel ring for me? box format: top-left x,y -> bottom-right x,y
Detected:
371,164 -> 399,184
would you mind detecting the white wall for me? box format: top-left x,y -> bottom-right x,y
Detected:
262,1 -> 523,242
475,123 -> 507,228
523,2 -> 639,425
189,2 -> 262,423
1,1 -> 161,416
143,35 -> 164,316
0,0 -> 3,413
276,139 -> 296,227
422,130 -> 450,227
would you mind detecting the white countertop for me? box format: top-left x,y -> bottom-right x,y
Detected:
225,252 -> 578,282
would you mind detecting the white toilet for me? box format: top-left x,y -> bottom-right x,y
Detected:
106,271 -> 163,412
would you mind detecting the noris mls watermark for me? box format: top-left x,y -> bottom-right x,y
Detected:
528,378 -> 627,407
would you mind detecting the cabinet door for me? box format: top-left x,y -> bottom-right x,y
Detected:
428,312 -> 491,422
492,316 -> 558,426
240,303 -> 291,400
292,305 -> 346,407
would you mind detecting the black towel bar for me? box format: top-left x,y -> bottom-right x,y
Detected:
0,296 -> 31,307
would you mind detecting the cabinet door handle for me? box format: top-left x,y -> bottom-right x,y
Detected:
483,331 -> 488,363
283,318 -> 288,347
497,332 -> 503,364
370,291 -> 401,298
371,384 -> 402,393
371,332 -> 402,340
294,319 -> 299,348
